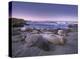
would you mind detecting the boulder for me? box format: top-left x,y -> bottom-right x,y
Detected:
42,34 -> 66,45
24,34 -> 50,51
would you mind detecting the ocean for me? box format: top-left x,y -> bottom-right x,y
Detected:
24,21 -> 69,30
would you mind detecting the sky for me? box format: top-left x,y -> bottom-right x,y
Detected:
10,1 -> 78,21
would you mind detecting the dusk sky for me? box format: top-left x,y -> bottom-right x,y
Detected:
11,1 -> 78,21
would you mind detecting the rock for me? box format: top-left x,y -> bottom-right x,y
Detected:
24,34 -> 50,51
42,34 -> 66,45
57,30 -> 66,36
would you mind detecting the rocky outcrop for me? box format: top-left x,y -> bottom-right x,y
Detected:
24,34 -> 50,51
9,18 -> 26,27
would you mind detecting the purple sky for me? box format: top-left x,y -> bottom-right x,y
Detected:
11,1 -> 78,21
